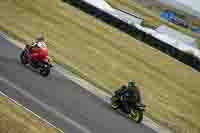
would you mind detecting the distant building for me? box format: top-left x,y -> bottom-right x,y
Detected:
160,10 -> 190,28
160,10 -> 177,22
192,27 -> 200,34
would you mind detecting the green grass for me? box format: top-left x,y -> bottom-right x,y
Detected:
106,0 -> 200,46
0,96 -> 61,133
0,0 -> 200,132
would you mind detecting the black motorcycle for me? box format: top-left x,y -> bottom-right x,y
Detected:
111,91 -> 146,123
20,44 -> 53,77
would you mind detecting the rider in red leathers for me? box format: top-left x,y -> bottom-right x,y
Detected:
30,34 -> 49,63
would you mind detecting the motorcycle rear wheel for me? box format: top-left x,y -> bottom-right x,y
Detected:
40,67 -> 50,77
111,96 -> 120,109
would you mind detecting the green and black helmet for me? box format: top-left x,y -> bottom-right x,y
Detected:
128,80 -> 136,88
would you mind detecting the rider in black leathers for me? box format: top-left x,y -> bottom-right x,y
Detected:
115,80 -> 141,114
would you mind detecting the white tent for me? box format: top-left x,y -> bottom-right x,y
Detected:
134,24 -> 200,59
156,25 -> 198,48
82,0 -> 114,11
109,9 -> 144,25
81,0 -> 143,25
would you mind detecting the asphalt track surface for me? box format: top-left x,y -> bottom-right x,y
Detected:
0,34 -> 156,133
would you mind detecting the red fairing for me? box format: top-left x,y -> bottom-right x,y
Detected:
31,48 -> 49,62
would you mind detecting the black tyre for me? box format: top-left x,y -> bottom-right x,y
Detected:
130,109 -> 143,123
111,96 -> 120,110
20,51 -> 28,65
40,67 -> 50,77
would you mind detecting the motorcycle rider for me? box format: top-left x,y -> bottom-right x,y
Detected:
29,34 -> 48,63
116,80 -> 142,114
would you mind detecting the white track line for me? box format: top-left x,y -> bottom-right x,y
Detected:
0,76 -> 92,133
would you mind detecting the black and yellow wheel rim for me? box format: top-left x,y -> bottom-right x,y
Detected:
130,110 -> 141,122
111,96 -> 119,109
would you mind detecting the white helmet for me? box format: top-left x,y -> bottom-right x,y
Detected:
37,42 -> 47,48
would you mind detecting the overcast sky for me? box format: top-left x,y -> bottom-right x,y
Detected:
176,0 -> 200,12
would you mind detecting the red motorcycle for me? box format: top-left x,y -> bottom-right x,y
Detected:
20,44 -> 53,77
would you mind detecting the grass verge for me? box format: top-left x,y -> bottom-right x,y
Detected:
0,95 -> 61,133
0,0 -> 200,132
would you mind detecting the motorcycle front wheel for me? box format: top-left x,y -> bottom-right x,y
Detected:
20,51 -> 28,65
130,109 -> 143,123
